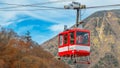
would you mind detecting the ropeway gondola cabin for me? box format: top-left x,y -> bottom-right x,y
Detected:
58,28 -> 90,57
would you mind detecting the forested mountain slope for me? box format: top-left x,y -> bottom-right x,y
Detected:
42,9 -> 120,68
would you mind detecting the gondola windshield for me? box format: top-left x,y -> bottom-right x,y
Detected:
76,32 -> 89,44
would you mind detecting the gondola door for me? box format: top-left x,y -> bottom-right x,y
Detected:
58,33 -> 69,57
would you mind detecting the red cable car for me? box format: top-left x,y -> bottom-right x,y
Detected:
58,2 -> 90,64
58,28 -> 90,64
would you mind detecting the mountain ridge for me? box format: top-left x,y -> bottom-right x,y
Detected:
42,9 -> 120,68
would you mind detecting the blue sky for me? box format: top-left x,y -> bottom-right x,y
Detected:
6,17 -> 56,44
0,0 -> 120,44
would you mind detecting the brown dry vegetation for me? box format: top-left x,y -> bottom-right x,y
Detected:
0,28 -> 70,68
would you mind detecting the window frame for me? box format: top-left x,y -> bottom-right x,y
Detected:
59,35 -> 63,46
69,31 -> 75,45
76,31 -> 89,45
63,34 -> 68,45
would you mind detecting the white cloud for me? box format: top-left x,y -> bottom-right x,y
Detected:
0,0 -> 28,26
0,0 -> 75,26
1,0 -> 120,44
0,0 -> 120,26
48,23 -> 73,32
49,24 -> 64,32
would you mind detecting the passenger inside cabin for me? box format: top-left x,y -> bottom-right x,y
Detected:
76,32 -> 88,44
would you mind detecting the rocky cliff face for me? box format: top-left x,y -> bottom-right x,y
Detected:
42,9 -> 120,68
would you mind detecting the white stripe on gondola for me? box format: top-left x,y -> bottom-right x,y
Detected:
58,46 -> 68,52
58,45 -> 90,52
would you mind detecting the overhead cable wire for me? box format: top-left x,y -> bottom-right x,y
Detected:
0,3 -> 120,11
86,4 -> 120,9
0,5 -> 64,9
1,3 -> 120,10
0,0 -> 73,5
0,8 -> 72,11
0,0 -> 73,9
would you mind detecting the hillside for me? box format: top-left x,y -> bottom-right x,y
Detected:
0,28 -> 70,68
42,9 -> 120,68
